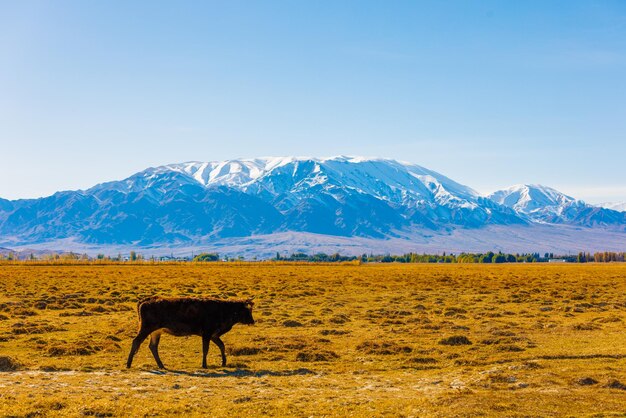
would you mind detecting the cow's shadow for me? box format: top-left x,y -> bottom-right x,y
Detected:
145,367 -> 315,378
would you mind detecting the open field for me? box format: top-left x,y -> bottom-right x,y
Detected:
0,263 -> 625,417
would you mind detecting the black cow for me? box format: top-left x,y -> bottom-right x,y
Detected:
126,296 -> 255,369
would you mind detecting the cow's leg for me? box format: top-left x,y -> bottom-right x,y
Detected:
211,336 -> 227,367
126,328 -> 151,368
148,333 -> 165,369
201,334 -> 211,369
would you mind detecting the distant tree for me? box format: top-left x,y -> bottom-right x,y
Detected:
329,252 -> 341,262
492,253 -> 507,263
480,252 -> 494,263
193,253 -> 219,262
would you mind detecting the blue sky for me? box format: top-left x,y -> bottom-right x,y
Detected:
1,1 -> 625,203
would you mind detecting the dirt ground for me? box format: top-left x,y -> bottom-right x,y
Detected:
0,263 -> 625,417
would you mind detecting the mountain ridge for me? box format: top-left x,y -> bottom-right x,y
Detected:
0,156 -> 623,252
597,202 -> 626,212
488,183 -> 625,227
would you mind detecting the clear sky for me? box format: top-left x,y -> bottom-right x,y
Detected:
1,1 -> 625,203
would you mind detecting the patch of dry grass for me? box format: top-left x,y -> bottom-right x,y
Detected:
0,263 -> 625,416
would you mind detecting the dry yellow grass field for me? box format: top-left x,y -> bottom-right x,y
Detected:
0,263 -> 625,417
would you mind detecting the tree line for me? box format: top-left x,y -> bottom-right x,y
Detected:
271,251 -> 626,263
0,250 -> 624,263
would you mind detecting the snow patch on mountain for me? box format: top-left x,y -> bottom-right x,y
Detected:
156,156 -> 483,210
488,184 -> 577,216
488,184 -> 626,228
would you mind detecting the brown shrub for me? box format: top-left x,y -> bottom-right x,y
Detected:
356,341 -> 412,355
439,335 -> 472,346
497,345 -> 525,352
33,301 -> 48,309
11,322 -> 66,335
229,346 -> 262,356
320,329 -> 350,336
262,337 -> 308,352
45,339 -> 119,356
606,380 -> 626,390
282,320 -> 303,327
572,323 -> 601,331
59,311 -> 94,317
520,361 -> 542,369
595,316 -> 622,323
0,356 -> 23,371
576,377 -> 598,386
329,314 -> 350,324
12,308 -> 38,317
81,408 -> 113,417
408,357 -> 437,364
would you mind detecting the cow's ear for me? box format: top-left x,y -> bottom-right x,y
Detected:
245,298 -> 255,308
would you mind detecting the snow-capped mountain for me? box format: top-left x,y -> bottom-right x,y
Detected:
86,156 -> 525,238
95,156 -> 484,207
0,157 -> 623,251
488,184 -> 626,227
488,184 -> 576,215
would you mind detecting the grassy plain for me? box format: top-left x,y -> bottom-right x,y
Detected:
0,262 -> 625,417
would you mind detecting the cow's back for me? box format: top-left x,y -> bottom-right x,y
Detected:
138,297 -> 225,336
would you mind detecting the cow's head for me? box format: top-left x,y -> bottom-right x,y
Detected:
237,297 -> 255,325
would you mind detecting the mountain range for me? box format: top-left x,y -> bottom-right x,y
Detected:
0,156 -> 624,257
